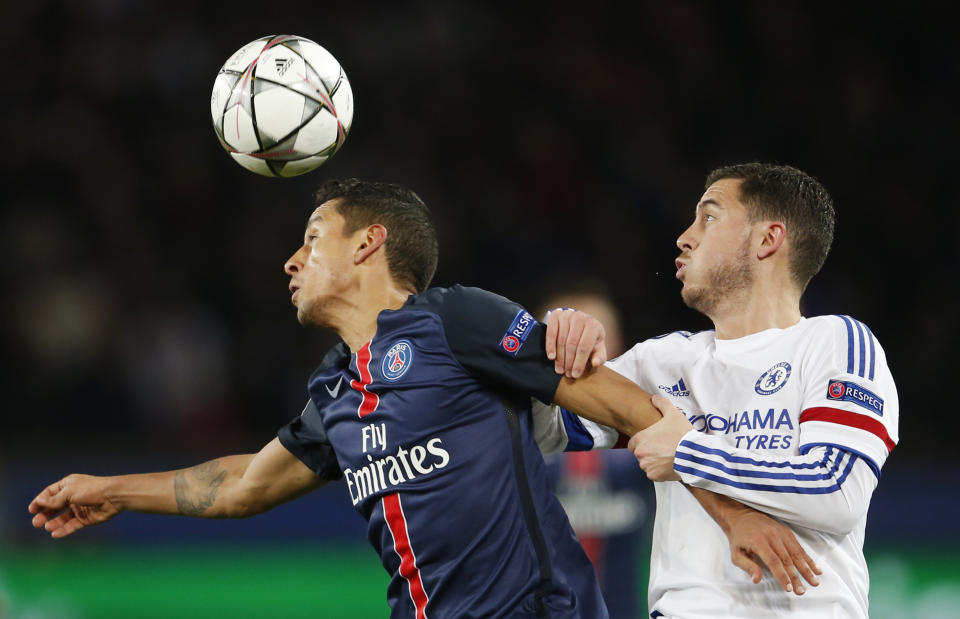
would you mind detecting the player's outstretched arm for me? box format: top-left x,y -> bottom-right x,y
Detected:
29,438 -> 325,538
553,367 -> 662,437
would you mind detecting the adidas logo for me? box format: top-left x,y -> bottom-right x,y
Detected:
274,57 -> 295,76
658,378 -> 690,397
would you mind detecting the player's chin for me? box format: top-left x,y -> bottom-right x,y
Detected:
680,286 -> 707,312
295,306 -> 313,326
296,305 -> 326,328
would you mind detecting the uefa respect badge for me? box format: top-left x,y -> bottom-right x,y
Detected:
826,379 -> 884,416
499,310 -> 536,357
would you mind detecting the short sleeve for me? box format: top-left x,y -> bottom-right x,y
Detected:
278,399 -> 344,481
798,316 -> 899,476
417,285 -> 562,404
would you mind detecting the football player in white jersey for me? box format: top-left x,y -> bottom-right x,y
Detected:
540,163 -> 898,619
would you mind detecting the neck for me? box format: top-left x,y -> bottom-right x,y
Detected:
709,281 -> 802,340
330,281 -> 413,352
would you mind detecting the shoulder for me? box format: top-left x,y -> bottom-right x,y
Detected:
320,341 -> 350,365
643,328 -> 714,351
608,329 -> 711,375
408,284 -> 514,311
310,342 -> 350,377
800,315 -> 889,379
804,314 -> 876,335
406,284 -> 524,326
647,328 -> 714,341
406,285 -> 558,401
649,329 -> 694,341
801,315 -> 885,351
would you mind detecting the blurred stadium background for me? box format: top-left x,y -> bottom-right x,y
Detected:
2,2 -> 959,617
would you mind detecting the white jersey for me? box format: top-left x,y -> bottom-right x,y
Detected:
534,315 -> 899,619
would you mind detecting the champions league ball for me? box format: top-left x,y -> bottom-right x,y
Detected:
211,35 -> 354,178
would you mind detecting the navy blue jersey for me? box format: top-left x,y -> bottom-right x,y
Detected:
279,285 -> 607,618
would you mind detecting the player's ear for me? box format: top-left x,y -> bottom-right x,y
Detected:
757,221 -> 786,260
355,224 -> 388,264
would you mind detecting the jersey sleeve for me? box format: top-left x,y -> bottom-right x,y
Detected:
532,400 -> 622,454
277,399 -> 344,481
674,439 -> 879,535
426,285 -> 562,404
796,315 -> 899,476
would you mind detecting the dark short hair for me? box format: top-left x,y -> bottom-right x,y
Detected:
314,179 -> 439,293
705,163 -> 835,290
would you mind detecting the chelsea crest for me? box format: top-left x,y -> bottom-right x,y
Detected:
755,362 -> 791,395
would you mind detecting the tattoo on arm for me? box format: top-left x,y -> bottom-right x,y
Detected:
174,461 -> 228,516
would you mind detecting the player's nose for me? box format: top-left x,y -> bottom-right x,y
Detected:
284,251 -> 303,275
676,224 -> 697,251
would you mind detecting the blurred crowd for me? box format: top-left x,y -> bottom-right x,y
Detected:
2,1 -> 956,467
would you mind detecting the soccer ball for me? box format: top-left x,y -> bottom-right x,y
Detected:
210,35 -> 354,178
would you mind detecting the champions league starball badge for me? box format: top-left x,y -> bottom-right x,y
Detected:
381,340 -> 414,381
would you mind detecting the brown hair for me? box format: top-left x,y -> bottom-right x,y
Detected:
314,179 -> 439,293
706,163 -> 835,289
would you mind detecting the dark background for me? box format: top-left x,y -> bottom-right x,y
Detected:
1,1 -> 957,614
4,1 -> 955,465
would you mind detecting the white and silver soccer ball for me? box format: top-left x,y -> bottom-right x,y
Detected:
210,35 -> 354,178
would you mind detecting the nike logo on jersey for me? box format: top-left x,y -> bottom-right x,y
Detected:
326,376 -> 344,398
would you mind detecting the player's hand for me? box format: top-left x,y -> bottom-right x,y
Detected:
724,506 -> 822,596
544,308 -> 607,378
28,474 -> 121,538
628,395 -> 691,481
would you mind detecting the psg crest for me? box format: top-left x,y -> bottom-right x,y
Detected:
382,340 -> 414,381
755,362 -> 792,395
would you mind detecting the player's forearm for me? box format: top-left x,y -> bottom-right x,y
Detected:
683,470 -> 871,535
108,455 -> 256,518
684,485 -> 754,535
553,367 -> 661,437
674,436 -> 876,535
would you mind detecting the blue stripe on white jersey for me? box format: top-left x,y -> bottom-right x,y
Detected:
559,407 -> 596,451
839,315 -> 854,373
674,440 -> 860,494
674,442 -> 828,470
836,315 -> 877,380
800,441 -> 882,479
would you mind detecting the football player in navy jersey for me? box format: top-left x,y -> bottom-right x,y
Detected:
30,179 -> 817,618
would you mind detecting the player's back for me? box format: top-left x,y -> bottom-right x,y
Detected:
281,285 -> 607,618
